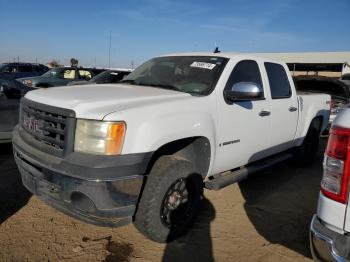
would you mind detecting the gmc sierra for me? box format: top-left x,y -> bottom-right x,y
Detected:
13,52 -> 330,242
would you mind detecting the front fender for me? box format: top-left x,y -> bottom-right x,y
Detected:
124,111 -> 216,153
103,94 -> 219,174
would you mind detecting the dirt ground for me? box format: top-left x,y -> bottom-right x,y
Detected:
0,139 -> 327,262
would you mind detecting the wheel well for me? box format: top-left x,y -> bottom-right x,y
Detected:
146,137 -> 211,178
311,116 -> 323,134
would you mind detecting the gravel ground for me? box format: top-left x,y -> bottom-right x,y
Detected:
0,139 -> 326,261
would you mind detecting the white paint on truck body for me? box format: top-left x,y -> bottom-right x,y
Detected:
24,52 -> 330,178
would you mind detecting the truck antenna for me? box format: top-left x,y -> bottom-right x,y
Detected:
214,47 -> 220,53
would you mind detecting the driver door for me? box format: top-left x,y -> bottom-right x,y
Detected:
214,60 -> 271,173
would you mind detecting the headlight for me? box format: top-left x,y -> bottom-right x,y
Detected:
23,79 -> 32,87
74,119 -> 126,155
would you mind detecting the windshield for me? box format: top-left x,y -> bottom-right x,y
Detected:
91,71 -> 110,82
42,68 -> 65,78
121,56 -> 228,95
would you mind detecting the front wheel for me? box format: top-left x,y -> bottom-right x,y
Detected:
134,155 -> 203,243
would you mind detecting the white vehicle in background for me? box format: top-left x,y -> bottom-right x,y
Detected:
12,52 -> 330,242
310,108 -> 350,261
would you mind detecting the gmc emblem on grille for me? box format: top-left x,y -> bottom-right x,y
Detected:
23,116 -> 44,135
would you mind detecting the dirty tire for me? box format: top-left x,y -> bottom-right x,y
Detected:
294,121 -> 320,166
134,155 -> 203,243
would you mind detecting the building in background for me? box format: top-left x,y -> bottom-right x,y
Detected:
251,52 -> 350,77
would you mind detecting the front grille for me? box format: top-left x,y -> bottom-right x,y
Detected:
20,98 -> 75,155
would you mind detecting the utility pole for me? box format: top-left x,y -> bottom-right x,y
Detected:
131,60 -> 134,69
108,30 -> 112,68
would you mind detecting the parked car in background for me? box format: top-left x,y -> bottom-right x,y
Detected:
294,76 -> 350,126
18,67 -> 105,88
310,108 -> 350,261
67,69 -> 132,86
0,62 -> 49,79
0,73 -> 33,143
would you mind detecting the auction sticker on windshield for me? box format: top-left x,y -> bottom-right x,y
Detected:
190,62 -> 216,70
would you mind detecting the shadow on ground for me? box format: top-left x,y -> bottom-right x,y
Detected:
239,139 -> 326,258
0,143 -> 31,224
162,197 -> 215,262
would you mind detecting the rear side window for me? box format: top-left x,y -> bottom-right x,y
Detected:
33,65 -> 44,72
3,65 -> 17,73
265,62 -> 291,99
78,70 -> 92,80
225,60 -> 263,89
18,65 -> 32,72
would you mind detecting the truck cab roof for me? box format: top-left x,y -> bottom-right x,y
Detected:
161,52 -> 285,64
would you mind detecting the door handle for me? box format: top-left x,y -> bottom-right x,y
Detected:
259,110 -> 271,117
289,106 -> 298,112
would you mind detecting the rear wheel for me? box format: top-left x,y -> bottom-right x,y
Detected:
134,155 -> 203,243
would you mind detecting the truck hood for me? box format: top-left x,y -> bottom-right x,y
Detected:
24,83 -> 191,120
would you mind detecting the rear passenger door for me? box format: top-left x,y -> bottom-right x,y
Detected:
264,62 -> 298,152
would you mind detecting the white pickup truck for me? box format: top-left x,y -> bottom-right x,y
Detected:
13,52 -> 330,242
310,108 -> 350,261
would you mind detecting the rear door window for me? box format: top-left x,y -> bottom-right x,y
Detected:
33,65 -> 44,72
78,70 -> 92,80
265,62 -> 291,99
3,65 -> 18,73
18,65 -> 33,72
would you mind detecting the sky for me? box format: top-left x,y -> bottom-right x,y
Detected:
0,0 -> 349,68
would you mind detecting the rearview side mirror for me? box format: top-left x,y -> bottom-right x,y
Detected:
224,82 -> 263,102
